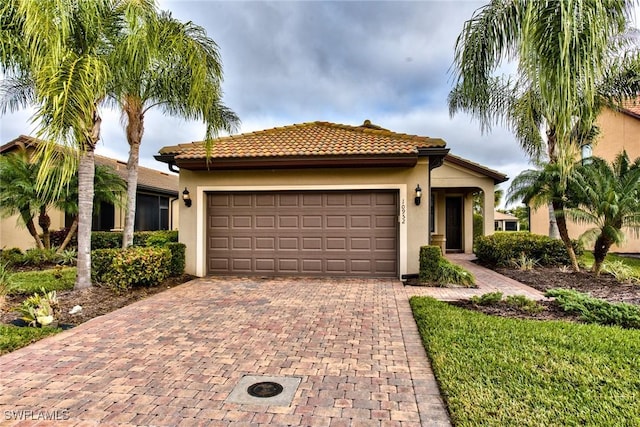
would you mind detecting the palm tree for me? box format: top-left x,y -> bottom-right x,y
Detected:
568,152 -> 640,276
507,161 -> 581,269
55,164 -> 127,252
108,10 -> 239,248
449,0 -> 637,271
0,150 -> 46,249
1,0 -> 155,289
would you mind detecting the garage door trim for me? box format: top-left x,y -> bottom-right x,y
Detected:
194,184 -> 408,278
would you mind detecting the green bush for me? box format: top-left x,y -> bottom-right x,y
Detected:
473,213 -> 484,243
50,228 -> 76,249
91,249 -> 119,283
419,246 -> 475,287
504,295 -> 544,314
93,247 -> 170,292
91,232 -> 122,249
21,248 -> 57,267
419,245 -> 443,282
0,248 -> 23,267
547,289 -> 640,329
134,230 -> 178,247
165,242 -> 186,276
470,291 -> 503,305
475,232 -> 583,267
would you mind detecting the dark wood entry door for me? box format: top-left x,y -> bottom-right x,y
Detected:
445,197 -> 463,251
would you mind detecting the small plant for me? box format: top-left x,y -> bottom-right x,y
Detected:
558,265 -> 571,273
55,249 -> 77,266
21,248 -> 57,267
0,248 -> 23,267
510,252 -> 538,271
15,288 -> 59,327
602,260 -> 640,284
504,295 -> 544,314
546,288 -> 640,329
0,263 -> 14,310
470,291 -> 503,305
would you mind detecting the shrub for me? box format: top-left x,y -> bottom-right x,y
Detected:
504,295 -> 544,314
93,247 -> 170,292
0,248 -> 23,267
470,291 -> 503,305
419,246 -> 475,287
510,252 -> 538,271
134,230 -> 178,247
436,259 -> 475,287
91,249 -> 119,284
475,232 -> 583,267
546,289 -> 640,329
15,289 -> 59,327
0,263 -> 14,309
91,232 -> 122,249
50,228 -> 76,249
55,249 -> 77,266
22,248 -> 57,267
165,242 -> 186,276
602,260 -> 640,283
419,246 -> 442,283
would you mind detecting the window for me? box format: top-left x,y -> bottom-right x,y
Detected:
135,194 -> 170,231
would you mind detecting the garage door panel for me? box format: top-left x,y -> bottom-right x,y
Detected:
207,191 -> 397,277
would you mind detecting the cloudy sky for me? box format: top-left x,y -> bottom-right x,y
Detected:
1,1 -> 635,207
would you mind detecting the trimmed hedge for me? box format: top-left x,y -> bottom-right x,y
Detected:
475,232 -> 583,267
91,230 -> 179,249
165,242 -> 186,276
419,246 -> 442,283
92,247 -> 170,292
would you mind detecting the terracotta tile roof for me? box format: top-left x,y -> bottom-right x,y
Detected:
159,121 -> 446,160
94,155 -> 178,194
621,97 -> 640,118
1,135 -> 178,194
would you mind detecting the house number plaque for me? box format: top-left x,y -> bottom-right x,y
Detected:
400,199 -> 406,224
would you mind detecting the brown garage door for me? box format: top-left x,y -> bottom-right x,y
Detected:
206,190 -> 398,277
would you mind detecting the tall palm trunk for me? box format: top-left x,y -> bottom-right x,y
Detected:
547,202 -> 560,239
21,210 -> 44,249
75,111 -> 101,290
38,206 -> 51,249
122,100 -> 144,248
552,201 -> 580,272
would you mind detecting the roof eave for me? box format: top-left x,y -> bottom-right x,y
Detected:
164,154 -> 419,171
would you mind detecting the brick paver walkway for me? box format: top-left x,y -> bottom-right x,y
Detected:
0,277 -> 451,426
406,253 -> 546,301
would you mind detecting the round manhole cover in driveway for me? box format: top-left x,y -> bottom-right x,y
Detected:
226,375 -> 301,406
247,381 -> 283,398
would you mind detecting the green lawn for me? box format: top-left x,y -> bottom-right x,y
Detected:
10,267 -> 76,294
411,297 -> 640,426
0,325 -> 61,355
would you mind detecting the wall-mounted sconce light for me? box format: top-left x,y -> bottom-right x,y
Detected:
182,187 -> 192,207
414,184 -> 422,206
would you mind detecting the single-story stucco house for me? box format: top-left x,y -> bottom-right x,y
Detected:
156,120 -> 507,279
494,211 -> 520,231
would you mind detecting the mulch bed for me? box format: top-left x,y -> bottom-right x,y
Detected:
453,265 -> 640,322
1,274 -> 195,328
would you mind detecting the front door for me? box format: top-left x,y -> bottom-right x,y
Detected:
445,197 -> 463,251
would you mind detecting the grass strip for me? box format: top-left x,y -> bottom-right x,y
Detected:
10,267 -> 76,294
410,297 -> 640,426
0,325 -> 61,355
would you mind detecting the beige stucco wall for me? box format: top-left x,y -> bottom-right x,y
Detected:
178,161 -> 433,278
431,161 -> 497,253
530,108 -> 640,253
0,209 -> 66,251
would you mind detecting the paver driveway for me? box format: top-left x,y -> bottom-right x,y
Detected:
0,277 -> 450,426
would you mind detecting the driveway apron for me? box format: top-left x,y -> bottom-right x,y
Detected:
0,277 -> 450,426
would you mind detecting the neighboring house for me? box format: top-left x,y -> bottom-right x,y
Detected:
494,211 -> 520,231
529,101 -> 640,253
156,120 -> 507,278
0,135 -> 179,251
